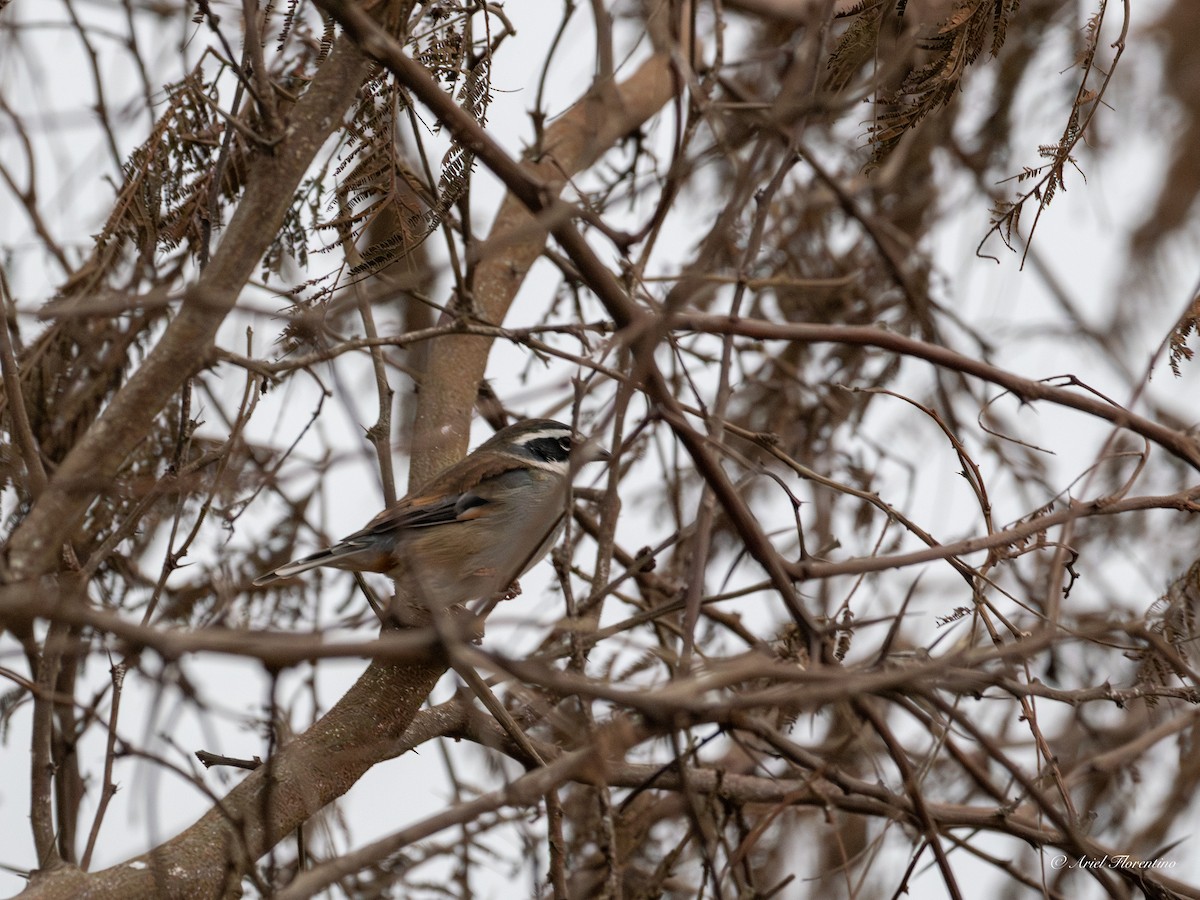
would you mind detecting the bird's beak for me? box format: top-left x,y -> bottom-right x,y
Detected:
574,434 -> 612,464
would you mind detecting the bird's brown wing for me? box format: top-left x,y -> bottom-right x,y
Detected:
350,463 -> 532,540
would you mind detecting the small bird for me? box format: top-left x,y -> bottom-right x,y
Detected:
254,419 -> 605,608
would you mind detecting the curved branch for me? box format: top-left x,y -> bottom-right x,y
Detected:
675,314 -> 1200,473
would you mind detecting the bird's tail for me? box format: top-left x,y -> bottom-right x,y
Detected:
253,543 -> 376,586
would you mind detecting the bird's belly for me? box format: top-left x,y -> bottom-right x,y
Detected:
390,501 -> 564,607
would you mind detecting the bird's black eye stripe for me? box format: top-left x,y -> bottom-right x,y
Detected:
526,434 -> 573,462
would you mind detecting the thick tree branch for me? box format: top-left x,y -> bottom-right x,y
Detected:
2,37 -> 373,582
20,658 -> 447,898
315,0 -> 680,481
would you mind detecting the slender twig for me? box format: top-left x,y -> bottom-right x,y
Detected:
0,268 -> 47,496
240,0 -> 282,136
80,662 -> 127,870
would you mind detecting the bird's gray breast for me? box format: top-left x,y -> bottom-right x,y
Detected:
464,467 -> 568,571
